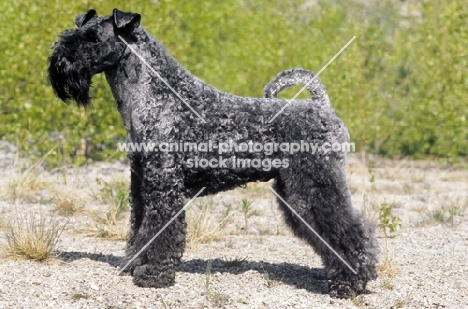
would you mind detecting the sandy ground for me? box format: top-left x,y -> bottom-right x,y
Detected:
0,141 -> 467,308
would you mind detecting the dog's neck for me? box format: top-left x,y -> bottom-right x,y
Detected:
105,28 -> 213,141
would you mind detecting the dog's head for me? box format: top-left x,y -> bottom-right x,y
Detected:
47,9 -> 141,107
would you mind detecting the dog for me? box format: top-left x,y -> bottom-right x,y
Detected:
48,9 -> 378,298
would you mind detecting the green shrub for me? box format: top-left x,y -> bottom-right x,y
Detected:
1,0 -> 467,165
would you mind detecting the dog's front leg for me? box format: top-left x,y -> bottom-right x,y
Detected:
121,154 -> 186,288
119,153 -> 144,275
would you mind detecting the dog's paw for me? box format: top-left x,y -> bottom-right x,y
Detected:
328,280 -> 367,299
117,259 -> 136,276
117,266 -> 133,276
132,265 -> 175,288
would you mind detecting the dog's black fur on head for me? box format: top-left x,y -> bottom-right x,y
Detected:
48,9 -> 379,299
48,9 -> 140,106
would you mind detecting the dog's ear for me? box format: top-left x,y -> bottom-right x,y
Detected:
75,9 -> 97,27
113,8 -> 141,31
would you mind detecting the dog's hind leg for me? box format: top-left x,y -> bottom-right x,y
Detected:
273,154 -> 379,298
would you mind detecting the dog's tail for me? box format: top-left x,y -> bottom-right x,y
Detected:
263,68 -> 330,105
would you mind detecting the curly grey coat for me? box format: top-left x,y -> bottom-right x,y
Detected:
47,9 -> 379,298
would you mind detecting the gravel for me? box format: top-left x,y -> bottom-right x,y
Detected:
0,141 -> 467,308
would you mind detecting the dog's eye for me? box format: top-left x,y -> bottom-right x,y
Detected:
85,32 -> 100,43
90,36 -> 100,43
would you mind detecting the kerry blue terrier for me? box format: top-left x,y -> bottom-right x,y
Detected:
47,9 -> 379,298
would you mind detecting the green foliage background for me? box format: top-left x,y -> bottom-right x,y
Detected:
0,0 -> 467,166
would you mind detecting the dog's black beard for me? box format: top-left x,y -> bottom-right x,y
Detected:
47,31 -> 94,107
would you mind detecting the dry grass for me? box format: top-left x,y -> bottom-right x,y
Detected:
186,198 -> 233,248
71,293 -> 89,301
89,177 -> 130,240
245,182 -> 269,198
351,294 -> 366,307
6,171 -> 49,202
52,192 -> 84,216
158,294 -> 169,309
358,193 -> 379,226
439,170 -> 468,182
221,254 -> 248,267
95,177 -> 129,207
90,207 -> 129,240
0,210 -> 5,229
92,223 -> 129,240
380,280 -> 395,290
4,147 -> 57,202
417,199 -> 466,226
3,213 -> 67,261
261,265 -> 281,288
347,175 -> 365,195
204,260 -> 231,307
377,255 -> 399,278
392,291 -> 412,308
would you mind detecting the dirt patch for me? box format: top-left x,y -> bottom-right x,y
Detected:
0,145 -> 467,308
